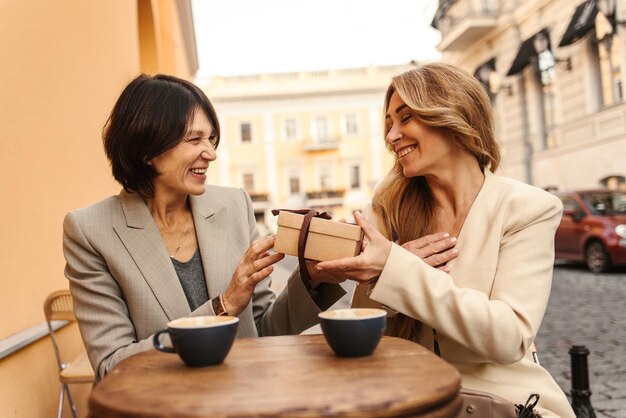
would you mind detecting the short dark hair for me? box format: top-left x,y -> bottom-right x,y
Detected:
103,74 -> 220,197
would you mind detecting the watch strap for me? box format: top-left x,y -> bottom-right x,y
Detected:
211,294 -> 228,316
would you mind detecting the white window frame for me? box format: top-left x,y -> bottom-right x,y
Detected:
239,121 -> 252,144
347,162 -> 363,191
239,165 -> 257,193
282,117 -> 299,141
342,113 -> 359,136
311,115 -> 330,143
286,168 -> 302,195
315,160 -> 334,191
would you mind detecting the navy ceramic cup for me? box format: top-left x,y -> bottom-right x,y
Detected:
319,308 -> 387,357
153,316 -> 239,367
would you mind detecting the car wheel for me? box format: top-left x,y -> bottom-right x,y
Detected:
585,241 -> 611,273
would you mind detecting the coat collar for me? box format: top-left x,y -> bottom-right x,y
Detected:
115,189 -> 227,320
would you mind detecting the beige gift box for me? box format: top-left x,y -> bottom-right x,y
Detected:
273,211 -> 364,261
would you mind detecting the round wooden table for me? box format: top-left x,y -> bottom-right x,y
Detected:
89,335 -> 462,418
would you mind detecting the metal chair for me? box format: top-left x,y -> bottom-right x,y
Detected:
44,290 -> 94,418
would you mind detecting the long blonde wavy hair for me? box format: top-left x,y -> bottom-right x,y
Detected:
373,63 -> 501,339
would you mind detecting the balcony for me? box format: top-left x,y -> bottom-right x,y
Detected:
305,189 -> 345,207
432,0 -> 499,52
303,137 -> 340,152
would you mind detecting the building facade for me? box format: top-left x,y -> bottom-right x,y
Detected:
199,65 -> 414,233
433,0 -> 626,191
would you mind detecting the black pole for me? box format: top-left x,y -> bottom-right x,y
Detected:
569,345 -> 596,418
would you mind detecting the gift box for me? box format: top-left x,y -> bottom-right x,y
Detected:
273,211 -> 363,261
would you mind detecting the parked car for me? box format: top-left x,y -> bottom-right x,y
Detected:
553,190 -> 626,273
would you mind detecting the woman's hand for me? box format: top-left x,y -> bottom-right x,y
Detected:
399,233 -> 459,272
223,236 -> 284,316
315,211 -> 392,284
306,260 -> 347,287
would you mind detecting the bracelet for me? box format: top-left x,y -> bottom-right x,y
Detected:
211,294 -> 228,316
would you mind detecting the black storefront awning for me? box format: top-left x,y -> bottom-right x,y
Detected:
559,0 -> 598,47
506,29 -> 550,76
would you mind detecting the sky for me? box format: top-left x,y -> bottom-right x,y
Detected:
191,0 -> 441,79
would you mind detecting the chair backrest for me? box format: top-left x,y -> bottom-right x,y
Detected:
44,290 -> 76,322
43,290 -> 77,370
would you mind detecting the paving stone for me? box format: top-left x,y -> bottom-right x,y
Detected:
536,263 -> 626,418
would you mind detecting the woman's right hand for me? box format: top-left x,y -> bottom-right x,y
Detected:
398,233 -> 459,272
222,236 -> 284,316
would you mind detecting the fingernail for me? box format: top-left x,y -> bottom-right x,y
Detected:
354,211 -> 362,218
450,237 -> 457,243
451,248 -> 459,254
443,232 -> 449,237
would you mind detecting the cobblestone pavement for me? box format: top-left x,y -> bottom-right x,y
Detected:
272,257 -> 625,417
536,263 -> 626,418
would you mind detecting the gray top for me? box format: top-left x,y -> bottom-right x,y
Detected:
171,248 -> 209,311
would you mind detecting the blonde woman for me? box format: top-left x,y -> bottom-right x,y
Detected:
317,63 -> 575,418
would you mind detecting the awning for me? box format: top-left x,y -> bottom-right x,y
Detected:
559,0 -> 598,47
506,29 -> 550,76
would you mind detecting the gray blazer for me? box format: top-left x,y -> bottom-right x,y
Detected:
63,185 -> 344,380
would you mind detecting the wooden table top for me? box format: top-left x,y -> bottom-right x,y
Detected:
89,335 -> 462,418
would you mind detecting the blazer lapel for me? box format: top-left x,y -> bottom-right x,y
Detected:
190,193 -> 230,300
113,190 -> 190,321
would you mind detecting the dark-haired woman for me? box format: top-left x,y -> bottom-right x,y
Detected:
63,74 -> 345,381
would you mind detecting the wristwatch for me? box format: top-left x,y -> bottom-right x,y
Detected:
211,294 -> 228,316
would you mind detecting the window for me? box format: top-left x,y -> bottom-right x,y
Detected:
559,196 -> 582,212
289,175 -> 301,195
285,167 -> 303,195
600,175 -> 626,191
313,116 -> 330,143
243,173 -> 255,192
597,30 -> 623,106
284,118 -> 297,141
318,164 -> 332,190
535,48 -> 557,149
240,122 -> 252,143
344,113 -> 358,135
349,164 -> 361,190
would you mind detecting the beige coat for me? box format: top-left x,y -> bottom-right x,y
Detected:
63,186 -> 344,381
353,171 -> 575,418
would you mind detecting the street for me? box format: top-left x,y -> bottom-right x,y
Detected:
536,263 -> 626,418
271,257 -> 626,417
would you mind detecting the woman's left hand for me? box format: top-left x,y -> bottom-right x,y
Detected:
223,236 -> 285,316
315,211 -> 392,283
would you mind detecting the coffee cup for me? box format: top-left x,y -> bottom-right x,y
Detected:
153,316 -> 239,367
318,308 -> 387,357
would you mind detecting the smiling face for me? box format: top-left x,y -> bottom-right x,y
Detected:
384,91 -> 458,179
150,108 -> 217,197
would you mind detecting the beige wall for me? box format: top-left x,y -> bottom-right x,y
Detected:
0,1 -> 194,416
